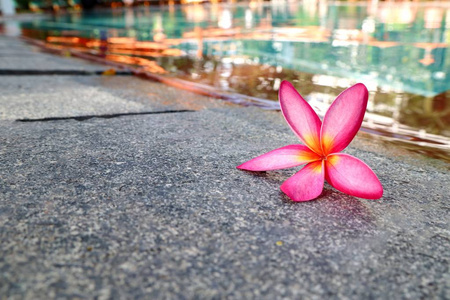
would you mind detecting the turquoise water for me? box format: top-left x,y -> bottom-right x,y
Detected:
18,1 -> 450,160
21,2 -> 450,96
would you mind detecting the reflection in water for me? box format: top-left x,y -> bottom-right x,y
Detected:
19,1 -> 450,161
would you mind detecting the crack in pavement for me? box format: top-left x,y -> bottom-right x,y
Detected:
0,69 -> 133,75
16,110 -> 196,122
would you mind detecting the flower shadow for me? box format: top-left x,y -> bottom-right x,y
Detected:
280,185 -> 376,229
240,169 -> 296,184
242,170 -> 376,229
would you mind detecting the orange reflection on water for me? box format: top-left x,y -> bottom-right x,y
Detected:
104,48 -> 184,57
46,36 -> 81,44
107,37 -> 136,44
367,41 -> 399,48
414,42 -> 448,50
45,34 -> 185,67
182,27 -> 243,39
419,51 -> 435,66
105,54 -> 167,74
181,25 -> 330,44
108,41 -> 168,50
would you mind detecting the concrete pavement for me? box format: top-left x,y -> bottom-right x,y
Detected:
0,35 -> 449,299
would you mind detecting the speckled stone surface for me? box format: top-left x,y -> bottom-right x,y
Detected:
0,75 -> 224,121
1,107 -> 449,299
0,33 -> 449,299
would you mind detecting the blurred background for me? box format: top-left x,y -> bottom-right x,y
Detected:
1,0 -> 449,161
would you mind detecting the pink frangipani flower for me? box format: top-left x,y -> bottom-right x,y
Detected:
237,81 -> 383,202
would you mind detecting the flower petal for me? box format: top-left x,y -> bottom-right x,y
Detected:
280,160 -> 324,201
279,81 -> 322,155
325,154 -> 383,199
320,83 -> 369,155
237,144 -> 321,171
